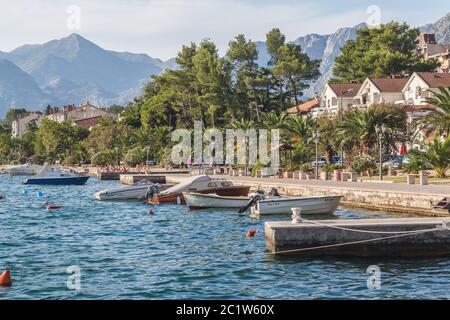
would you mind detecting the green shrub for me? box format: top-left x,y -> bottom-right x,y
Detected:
91,151 -> 114,167
64,155 -> 79,166
352,153 -> 376,176
251,161 -> 264,177
124,147 -> 145,167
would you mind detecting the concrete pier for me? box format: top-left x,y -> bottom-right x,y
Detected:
120,174 -> 166,185
97,172 -> 121,180
265,218 -> 450,257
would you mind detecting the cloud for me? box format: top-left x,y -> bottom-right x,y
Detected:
0,0 -> 445,59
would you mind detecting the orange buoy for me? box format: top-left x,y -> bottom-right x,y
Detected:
246,230 -> 257,237
0,269 -> 12,287
155,195 -> 160,205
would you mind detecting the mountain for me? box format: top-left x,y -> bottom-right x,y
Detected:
0,33 -> 172,114
254,23 -> 365,98
0,13 -> 448,116
420,13 -> 450,43
298,23 -> 366,98
0,59 -> 55,117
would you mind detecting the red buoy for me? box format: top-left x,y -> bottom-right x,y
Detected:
0,269 -> 12,287
246,230 -> 257,237
46,205 -> 63,211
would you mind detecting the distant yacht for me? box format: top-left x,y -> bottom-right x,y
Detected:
6,163 -> 42,176
22,165 -> 90,185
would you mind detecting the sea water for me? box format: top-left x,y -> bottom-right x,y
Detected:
0,174 -> 449,300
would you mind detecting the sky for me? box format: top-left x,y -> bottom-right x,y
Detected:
0,0 -> 448,60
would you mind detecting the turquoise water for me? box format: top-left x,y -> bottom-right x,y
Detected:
0,174 -> 449,300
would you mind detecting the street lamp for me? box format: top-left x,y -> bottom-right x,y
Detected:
375,124 -> 387,181
313,130 -> 321,179
339,88 -> 354,166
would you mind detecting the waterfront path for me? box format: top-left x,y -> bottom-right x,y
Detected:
212,175 -> 450,196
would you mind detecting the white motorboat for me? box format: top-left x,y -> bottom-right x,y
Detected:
22,165 -> 90,185
6,163 -> 42,176
183,192 -> 251,210
250,195 -> 343,215
94,180 -> 169,201
157,175 -> 250,204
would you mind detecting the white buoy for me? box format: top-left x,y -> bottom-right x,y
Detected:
291,207 -> 303,224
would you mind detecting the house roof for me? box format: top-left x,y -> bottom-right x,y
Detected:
369,78 -> 409,93
74,115 -> 104,129
328,83 -> 362,97
416,72 -> 450,88
404,104 -> 437,112
287,98 -> 320,114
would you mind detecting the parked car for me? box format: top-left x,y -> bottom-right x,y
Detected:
382,156 -> 403,169
311,157 -> 328,168
332,156 -> 344,166
146,159 -> 157,166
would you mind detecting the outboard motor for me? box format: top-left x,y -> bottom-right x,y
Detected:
144,184 -> 160,200
238,190 -> 265,213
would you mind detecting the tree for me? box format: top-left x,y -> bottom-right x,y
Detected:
4,108 -> 27,127
282,115 -> 315,145
409,137 -> 450,178
260,111 -> 288,130
422,86 -> 450,137
272,43 -> 320,106
333,22 -> 439,82
338,104 -> 407,152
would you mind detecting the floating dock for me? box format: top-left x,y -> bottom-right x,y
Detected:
120,174 -> 166,185
265,218 -> 450,257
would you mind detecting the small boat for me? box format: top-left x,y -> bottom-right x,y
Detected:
94,180 -> 171,201
156,175 -> 250,204
250,195 -> 343,215
183,192 -> 251,210
6,163 -> 42,176
22,165 -> 90,185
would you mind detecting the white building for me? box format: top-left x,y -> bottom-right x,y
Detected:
318,82 -> 362,116
355,78 -> 408,107
11,112 -> 42,138
12,103 -> 117,137
47,103 -> 117,123
402,72 -> 450,105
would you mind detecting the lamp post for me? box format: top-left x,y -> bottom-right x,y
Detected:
115,147 -> 119,167
313,131 -> 321,180
339,88 -> 354,166
375,124 -> 387,181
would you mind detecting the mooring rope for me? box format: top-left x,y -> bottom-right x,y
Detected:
270,226 -> 445,255
297,218 -> 448,235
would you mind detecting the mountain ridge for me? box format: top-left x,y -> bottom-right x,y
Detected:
0,13 -> 448,117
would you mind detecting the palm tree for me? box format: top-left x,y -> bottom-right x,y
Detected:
228,119 -> 255,131
338,108 -> 380,151
260,111 -> 288,130
423,86 -> 450,137
282,115 -> 315,144
410,136 -> 450,178
338,105 -> 407,152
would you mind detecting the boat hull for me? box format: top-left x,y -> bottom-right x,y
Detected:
157,186 -> 250,205
183,192 -> 250,210
252,196 -> 342,215
95,186 -> 150,200
23,176 -> 90,186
